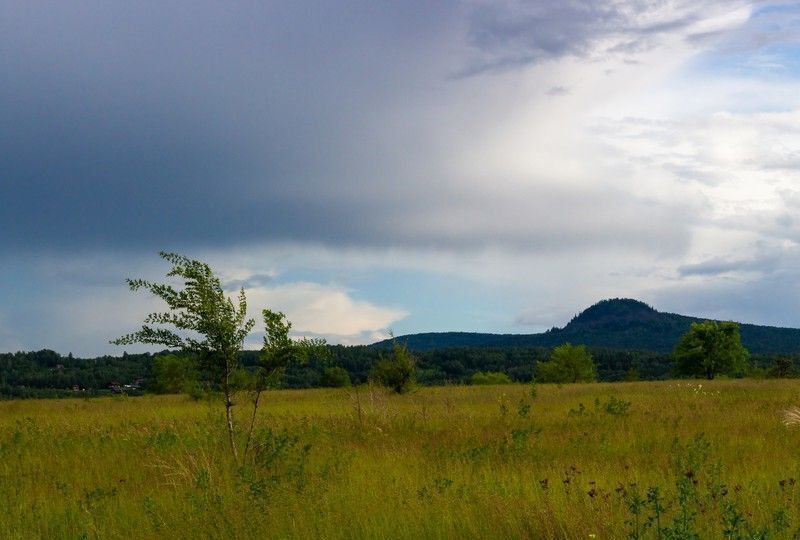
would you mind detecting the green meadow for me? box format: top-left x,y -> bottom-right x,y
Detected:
2,380 -> 800,539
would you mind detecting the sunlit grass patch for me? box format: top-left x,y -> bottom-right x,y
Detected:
1,380 -> 800,538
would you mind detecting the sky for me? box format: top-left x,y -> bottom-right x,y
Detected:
2,0 -> 800,356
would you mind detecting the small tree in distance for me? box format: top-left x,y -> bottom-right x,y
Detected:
536,343 -> 597,383
673,320 -> 748,380
321,366 -> 351,387
150,353 -> 199,395
370,338 -> 416,393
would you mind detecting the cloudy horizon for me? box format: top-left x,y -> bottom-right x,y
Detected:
2,1 -> 800,356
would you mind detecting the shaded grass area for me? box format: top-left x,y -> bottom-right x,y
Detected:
1,380 -> 800,538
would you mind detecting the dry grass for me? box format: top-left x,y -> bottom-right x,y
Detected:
783,406 -> 800,427
1,380 -> 800,538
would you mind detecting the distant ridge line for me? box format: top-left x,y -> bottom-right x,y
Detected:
374,298 -> 800,354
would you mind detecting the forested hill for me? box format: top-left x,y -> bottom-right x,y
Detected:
377,298 -> 800,354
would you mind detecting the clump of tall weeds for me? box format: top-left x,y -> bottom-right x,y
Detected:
616,434 -> 799,539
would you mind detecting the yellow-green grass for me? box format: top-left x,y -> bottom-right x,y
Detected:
1,380 -> 800,539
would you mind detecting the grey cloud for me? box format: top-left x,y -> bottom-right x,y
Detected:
0,0 -> 695,258
0,1 -> 456,253
652,266 -> 800,328
655,243 -> 800,327
685,29 -> 729,45
661,163 -> 721,186
223,273 -> 276,290
770,190 -> 800,243
457,0 -> 739,76
384,183 -> 692,255
546,85 -> 569,96
760,152 -> 800,171
461,2 -> 625,75
606,39 -> 656,56
678,254 -> 780,277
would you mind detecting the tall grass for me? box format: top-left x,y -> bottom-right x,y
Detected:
1,380 -> 800,538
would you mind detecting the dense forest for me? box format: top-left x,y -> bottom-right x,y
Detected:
4,298 -> 800,399
0,350 -> 152,398
2,345 -> 797,399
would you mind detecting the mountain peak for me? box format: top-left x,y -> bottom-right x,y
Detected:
377,297 -> 800,354
563,298 -> 658,331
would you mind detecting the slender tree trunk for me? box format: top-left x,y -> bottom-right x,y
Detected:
223,360 -> 238,463
243,387 -> 263,460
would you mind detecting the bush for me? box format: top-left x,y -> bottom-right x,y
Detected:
470,371 -> 512,385
370,340 -> 415,393
320,366 -> 351,387
150,354 -> 198,394
768,357 -> 796,378
536,343 -> 597,383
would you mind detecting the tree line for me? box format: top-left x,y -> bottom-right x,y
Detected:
2,253 -> 796,402
2,342 -> 797,399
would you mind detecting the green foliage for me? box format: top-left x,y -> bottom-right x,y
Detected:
111,252 -> 255,373
601,396 -> 631,416
320,367 -> 351,387
370,340 -> 416,393
258,309 -> 329,389
536,343 -> 597,383
768,357 -> 796,378
624,366 -> 640,381
673,321 -> 749,380
8,343 -> 800,400
150,354 -> 198,394
236,428 -> 312,500
111,252 -> 256,460
469,371 -> 512,385
243,309 -> 328,460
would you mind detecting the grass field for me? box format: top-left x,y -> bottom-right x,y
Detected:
2,380 -> 800,539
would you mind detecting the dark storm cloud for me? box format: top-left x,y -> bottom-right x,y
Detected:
0,0 -> 453,252
0,0 -> 693,256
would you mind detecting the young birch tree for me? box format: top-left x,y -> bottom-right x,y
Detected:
242,309 -> 328,460
112,252 -> 329,464
111,252 -> 254,461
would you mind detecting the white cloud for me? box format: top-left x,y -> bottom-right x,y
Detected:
23,255 -> 406,354
243,282 -> 407,346
51,287 -> 166,356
